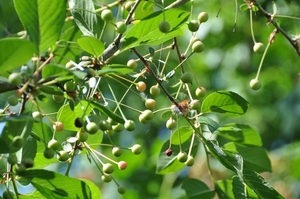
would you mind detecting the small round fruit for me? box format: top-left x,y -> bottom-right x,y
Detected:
101,174 -> 112,182
32,111 -> 42,122
192,40 -> 205,53
101,9 -> 113,21
198,12 -> 209,23
115,21 -> 127,34
139,114 -> 148,124
8,72 -> 22,86
7,95 -> 19,106
150,85 -> 160,96
141,110 -> 153,121
15,163 -> 26,173
195,87 -> 207,98
165,148 -> 172,156
166,118 -> 176,130
48,139 -> 60,150
112,146 -> 122,157
43,148 -> 55,159
64,81 -> 76,92
177,152 -> 188,163
52,95 -> 64,103
127,59 -> 137,69
187,20 -> 199,32
189,99 -> 201,110
118,161 -> 127,170
12,136 -> 24,149
145,99 -> 156,110
74,117 -> 84,128
65,61 -> 73,69
117,186 -> 126,194
8,153 -> 18,165
107,118 -> 118,125
22,158 -> 34,168
58,150 -> 70,162
185,156 -> 195,166
159,21 -> 170,33
99,120 -> 112,131
103,163 -> 114,174
189,37 -> 201,44
124,1 -> 135,11
53,121 -> 64,132
112,123 -> 123,132
86,122 -> 99,134
77,130 -> 88,142
105,129 -> 115,136
253,42 -> 265,54
124,120 -> 136,131
131,144 -> 142,155
136,81 -> 146,92
249,78 -> 261,90
180,72 -> 193,84
2,190 -> 14,199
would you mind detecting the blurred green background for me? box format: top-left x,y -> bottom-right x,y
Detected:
0,0 -> 300,198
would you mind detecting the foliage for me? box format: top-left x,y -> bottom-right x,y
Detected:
0,0 -> 299,198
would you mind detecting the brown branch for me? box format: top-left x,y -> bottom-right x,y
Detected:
254,2 -> 300,56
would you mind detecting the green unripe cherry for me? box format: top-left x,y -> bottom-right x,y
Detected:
145,98 -> 156,110
8,153 -> 18,165
58,150 -> 70,162
12,136 -> 24,149
180,72 -> 193,84
198,12 -> 209,23
103,163 -> 114,174
166,118 -> 176,130
131,144 -> 142,155
52,95 -> 64,103
8,72 -> 22,86
48,139 -> 60,151
249,78 -> 261,90
77,130 -> 89,142
115,21 -> 127,34
117,186 -> 126,194
32,111 -> 42,122
141,110 -> 154,121
14,163 -> 26,174
124,120 -> 136,131
86,122 -> 99,134
253,42 -> 265,54
43,148 -> 55,159
177,151 -> 188,163
2,190 -> 15,199
185,156 -> 195,166
64,81 -> 76,92
159,21 -> 170,33
187,20 -> 199,32
99,120 -> 112,131
124,1 -> 135,11
101,9 -> 113,22
112,123 -> 123,132
127,59 -> 137,69
150,85 -> 160,96
7,95 -> 19,106
112,146 -> 122,157
189,99 -> 201,110
136,81 -> 146,92
192,40 -> 205,53
101,174 -> 112,182
195,87 -> 207,98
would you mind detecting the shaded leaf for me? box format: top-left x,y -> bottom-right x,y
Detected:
95,65 -> 133,76
41,64 -> 71,79
182,178 -> 215,199
232,175 -> 246,199
198,116 -> 220,133
215,180 -> 234,199
0,38 -> 35,74
89,101 -> 125,124
14,0 -> 66,54
201,91 -> 249,116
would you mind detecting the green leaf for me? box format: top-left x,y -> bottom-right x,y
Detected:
19,169 -> 99,199
160,110 -> 173,120
201,91 -> 249,117
215,180 -> 234,199
121,9 -> 189,51
216,123 -> 262,146
198,116 -> 220,133
156,136 -> 198,174
88,101 -> 125,124
134,1 -> 154,20
243,170 -> 285,199
22,136 -> 37,161
77,36 -> 104,57
41,64 -> 72,79
68,0 -> 98,36
224,142 -> 271,172
182,178 -> 215,199
171,126 -> 193,145
239,4 -> 249,12
57,101 -> 93,131
232,175 -> 246,199
13,0 -> 66,54
204,140 -> 243,179
0,38 -> 35,74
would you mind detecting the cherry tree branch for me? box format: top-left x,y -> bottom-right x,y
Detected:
254,2 -> 300,56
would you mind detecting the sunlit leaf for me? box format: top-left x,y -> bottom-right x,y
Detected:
0,38 -> 35,74
201,91 -> 249,116
171,126 -> 193,145
89,101 -> 125,124
14,0 -> 66,54
182,178 -> 215,199
41,64 -> 71,79
77,36 -> 104,57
